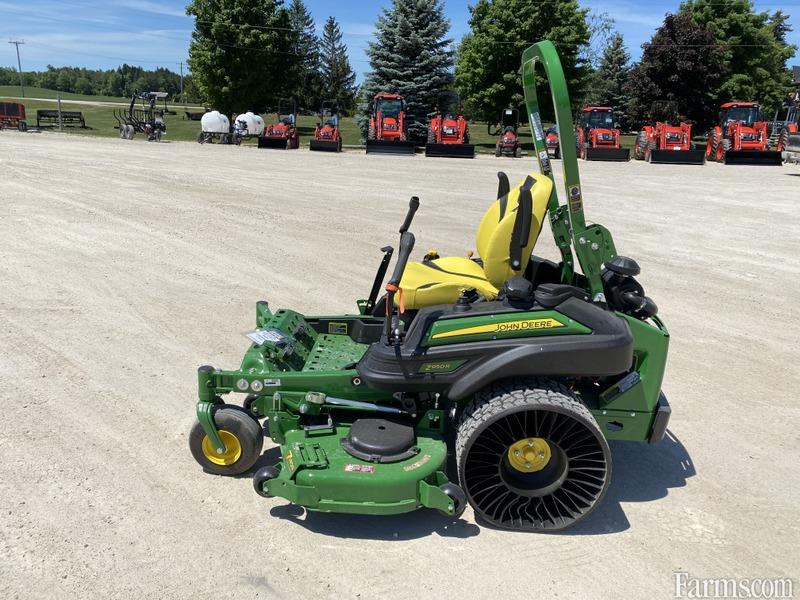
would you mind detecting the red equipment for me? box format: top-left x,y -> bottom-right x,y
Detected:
0,102 -> 27,131
705,102 -> 782,165
309,101 -> 342,152
545,125 -> 560,158
634,107 -> 705,164
576,106 -> 629,161
425,93 -> 474,158
366,93 -> 415,155
258,98 -> 300,150
491,108 -> 523,158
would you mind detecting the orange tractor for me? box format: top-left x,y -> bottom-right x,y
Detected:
490,108 -> 523,158
425,93 -> 474,158
258,98 -> 300,150
0,102 -> 27,131
366,92 -> 415,155
634,103 -> 705,165
705,102 -> 782,165
576,106 -> 629,161
309,100 -> 342,152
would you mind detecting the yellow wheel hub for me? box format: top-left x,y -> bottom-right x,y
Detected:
507,437 -> 551,473
201,430 -> 242,466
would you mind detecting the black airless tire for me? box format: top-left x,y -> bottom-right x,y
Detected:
189,406 -> 263,475
456,378 -> 611,532
438,483 -> 467,518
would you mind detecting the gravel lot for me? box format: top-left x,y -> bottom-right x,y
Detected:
1,132 -> 798,599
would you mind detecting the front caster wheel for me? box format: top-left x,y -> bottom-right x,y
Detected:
253,466 -> 280,497
189,406 -> 263,475
456,378 -> 611,532
438,482 -> 467,518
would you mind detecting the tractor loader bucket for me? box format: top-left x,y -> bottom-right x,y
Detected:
723,150 -> 783,166
258,136 -> 290,149
425,143 -> 476,158
309,139 -> 341,152
649,149 -> 706,165
585,147 -> 630,161
366,140 -> 416,155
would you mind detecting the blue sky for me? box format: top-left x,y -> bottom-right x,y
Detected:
2,0 -> 798,79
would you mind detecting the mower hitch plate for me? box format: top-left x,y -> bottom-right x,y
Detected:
723,150 -> 783,166
585,147 -> 630,161
649,149 -> 706,165
309,139 -> 341,152
424,143 -> 476,158
258,136 -> 291,149
365,140 -> 416,155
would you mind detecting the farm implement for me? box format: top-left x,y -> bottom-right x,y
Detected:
0,101 -> 27,131
577,106 -> 629,161
635,104 -> 704,165
113,91 -> 167,141
366,93 -> 416,155
706,102 -> 782,165
309,101 -> 343,152
190,40 -> 671,532
490,108 -> 523,158
258,99 -> 300,150
425,93 -> 474,158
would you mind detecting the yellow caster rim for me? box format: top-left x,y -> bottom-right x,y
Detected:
201,430 -> 242,466
507,437 -> 551,473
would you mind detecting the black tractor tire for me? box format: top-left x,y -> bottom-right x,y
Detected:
778,130 -> 789,153
368,125 -> 376,141
456,378 -> 611,532
427,128 -> 436,144
553,146 -> 560,159
646,139 -> 656,162
189,406 -> 263,476
514,145 -> 523,158
18,120 -> 27,132
495,146 -> 501,157
721,138 -> 731,161
253,466 -> 280,497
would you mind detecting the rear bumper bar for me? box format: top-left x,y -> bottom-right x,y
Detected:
649,149 -> 706,165
648,393 -> 671,444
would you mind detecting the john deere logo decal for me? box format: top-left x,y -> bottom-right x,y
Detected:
431,318 -> 564,340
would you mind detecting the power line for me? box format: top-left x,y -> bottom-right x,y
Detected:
8,40 -> 25,97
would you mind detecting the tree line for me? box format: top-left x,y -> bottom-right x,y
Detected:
0,64 -> 200,102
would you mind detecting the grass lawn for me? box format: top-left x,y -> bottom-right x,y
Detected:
2,88 -> 638,152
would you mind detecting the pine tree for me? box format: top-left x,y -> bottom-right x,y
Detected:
588,33 -> 631,127
319,16 -> 357,113
359,0 -> 453,142
287,0 -> 321,111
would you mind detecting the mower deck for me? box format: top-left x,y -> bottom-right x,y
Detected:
366,140 -> 416,155
424,143 -> 475,158
723,150 -> 783,165
649,149 -> 706,165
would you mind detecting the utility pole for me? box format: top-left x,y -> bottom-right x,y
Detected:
8,40 -> 25,98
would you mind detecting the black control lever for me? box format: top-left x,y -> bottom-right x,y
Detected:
399,196 -> 420,233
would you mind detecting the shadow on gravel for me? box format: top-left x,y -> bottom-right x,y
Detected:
564,430 -> 695,536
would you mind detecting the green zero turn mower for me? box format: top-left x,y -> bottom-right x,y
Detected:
190,41 -> 671,532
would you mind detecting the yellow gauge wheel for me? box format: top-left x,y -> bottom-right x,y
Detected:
201,430 -> 242,466
507,437 -> 552,473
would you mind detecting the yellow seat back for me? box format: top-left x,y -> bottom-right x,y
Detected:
475,172 -> 552,287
